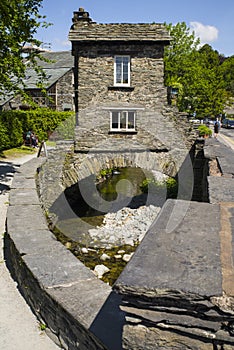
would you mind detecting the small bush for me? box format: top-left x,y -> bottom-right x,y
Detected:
198,124 -> 212,137
140,177 -> 178,199
0,109 -> 75,151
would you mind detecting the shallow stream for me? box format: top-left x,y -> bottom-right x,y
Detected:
51,167 -> 167,284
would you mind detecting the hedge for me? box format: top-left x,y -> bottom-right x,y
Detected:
0,109 -> 75,152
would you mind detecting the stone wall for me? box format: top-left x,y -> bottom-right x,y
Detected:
5,144 -> 234,350
56,69 -> 74,111
5,157 -> 121,350
5,136 -> 234,350
74,104 -> 196,166
75,42 -> 166,112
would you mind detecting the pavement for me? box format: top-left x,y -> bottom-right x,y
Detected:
217,132 -> 234,150
0,153 -> 59,350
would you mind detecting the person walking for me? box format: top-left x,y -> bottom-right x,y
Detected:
214,120 -> 220,138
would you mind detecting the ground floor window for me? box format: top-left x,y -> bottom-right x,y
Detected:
110,110 -> 136,131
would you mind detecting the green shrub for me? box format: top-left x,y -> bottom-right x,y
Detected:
0,122 -> 10,152
140,177 -> 178,199
0,109 -> 75,151
198,124 -> 212,137
166,177 -> 178,198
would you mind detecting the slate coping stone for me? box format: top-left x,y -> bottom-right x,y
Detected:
217,156 -> 234,176
204,138 -> 234,176
9,188 -> 40,205
208,177 -> 234,203
22,240 -> 97,288
11,174 -> 36,189
8,229 -> 58,255
48,279 -> 112,329
7,204 -> 48,233
114,199 -> 223,302
16,157 -> 44,176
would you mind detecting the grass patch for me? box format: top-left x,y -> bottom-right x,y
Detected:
0,146 -> 37,159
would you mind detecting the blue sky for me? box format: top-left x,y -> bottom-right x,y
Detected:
36,0 -> 234,57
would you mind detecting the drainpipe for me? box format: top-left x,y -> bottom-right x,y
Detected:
73,50 -> 79,127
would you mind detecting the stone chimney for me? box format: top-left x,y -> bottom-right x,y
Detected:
71,8 -> 93,28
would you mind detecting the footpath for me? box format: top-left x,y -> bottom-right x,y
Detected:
0,153 -> 59,350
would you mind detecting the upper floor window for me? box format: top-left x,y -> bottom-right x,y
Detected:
114,56 -> 130,86
110,110 -> 136,132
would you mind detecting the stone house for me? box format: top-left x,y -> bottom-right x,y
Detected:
0,51 -> 74,111
68,8 -> 186,155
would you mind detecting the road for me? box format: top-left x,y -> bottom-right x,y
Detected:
218,127 -> 234,150
0,153 -> 60,350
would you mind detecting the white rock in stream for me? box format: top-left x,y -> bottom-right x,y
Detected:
81,247 -> 89,254
94,264 -> 110,278
100,253 -> 111,261
88,204 -> 161,248
123,253 -> 134,262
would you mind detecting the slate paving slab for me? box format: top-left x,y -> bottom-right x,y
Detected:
115,199 -> 223,300
204,138 -> 234,176
208,177 -> 234,203
115,198 -> 234,347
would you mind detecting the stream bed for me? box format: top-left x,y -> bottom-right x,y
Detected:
52,167 -> 171,284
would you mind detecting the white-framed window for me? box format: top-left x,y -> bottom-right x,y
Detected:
114,56 -> 130,86
110,110 -> 136,132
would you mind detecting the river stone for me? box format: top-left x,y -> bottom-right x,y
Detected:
88,205 -> 161,248
123,253 -> 134,262
94,264 -> 110,278
100,253 -> 111,261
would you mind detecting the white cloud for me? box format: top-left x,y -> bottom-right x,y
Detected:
55,38 -> 71,48
190,21 -> 219,44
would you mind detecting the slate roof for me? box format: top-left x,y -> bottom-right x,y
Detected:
35,51 -> 73,69
24,67 -> 72,89
0,51 -> 74,106
69,23 -> 171,43
24,51 -> 74,88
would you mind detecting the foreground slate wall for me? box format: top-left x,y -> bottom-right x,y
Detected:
5,157 -> 125,350
5,138 -> 234,350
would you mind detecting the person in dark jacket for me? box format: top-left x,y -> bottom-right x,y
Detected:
214,121 -> 220,138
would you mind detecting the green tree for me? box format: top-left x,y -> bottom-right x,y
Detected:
164,22 -> 200,112
193,45 -> 228,116
219,55 -> 234,95
164,22 -> 228,117
198,44 -> 220,68
164,22 -> 200,87
0,0 -> 48,96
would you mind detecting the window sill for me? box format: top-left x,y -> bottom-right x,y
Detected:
108,86 -> 135,91
109,130 -> 137,134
